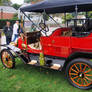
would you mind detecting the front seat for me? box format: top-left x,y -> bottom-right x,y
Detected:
81,19 -> 92,32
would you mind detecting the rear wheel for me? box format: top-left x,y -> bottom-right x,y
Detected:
1,49 -> 15,69
66,58 -> 92,89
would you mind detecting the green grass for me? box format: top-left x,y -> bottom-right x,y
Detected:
0,58 -> 92,92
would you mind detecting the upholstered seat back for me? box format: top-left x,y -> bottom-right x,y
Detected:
82,20 -> 92,32
25,31 -> 41,44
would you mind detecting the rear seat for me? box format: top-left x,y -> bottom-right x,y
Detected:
28,42 -> 42,50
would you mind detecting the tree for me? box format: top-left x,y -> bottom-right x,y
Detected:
62,13 -> 73,23
87,11 -> 92,18
0,0 -> 11,6
12,13 -> 18,20
24,0 -> 30,3
0,0 -> 4,5
24,0 -> 43,3
12,4 -> 21,10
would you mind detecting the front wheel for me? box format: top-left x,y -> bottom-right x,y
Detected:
66,58 -> 92,89
1,49 -> 15,69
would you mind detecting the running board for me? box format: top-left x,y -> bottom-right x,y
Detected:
50,64 -> 61,70
28,60 -> 38,65
28,60 -> 62,70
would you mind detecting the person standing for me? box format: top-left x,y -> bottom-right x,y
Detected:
12,21 -> 19,42
18,22 -> 24,34
3,21 -> 13,45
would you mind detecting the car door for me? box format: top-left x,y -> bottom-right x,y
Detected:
52,36 -> 71,58
40,36 -> 55,56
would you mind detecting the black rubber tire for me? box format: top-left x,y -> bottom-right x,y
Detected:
66,58 -> 92,90
1,49 -> 15,69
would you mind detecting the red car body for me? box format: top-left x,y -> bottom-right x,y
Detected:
17,27 -> 92,59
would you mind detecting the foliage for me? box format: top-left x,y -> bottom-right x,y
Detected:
12,4 -> 21,10
24,0 -> 30,3
0,0 -> 11,5
0,19 -> 20,29
43,13 -> 49,21
12,13 -> 18,20
87,11 -> 92,18
0,59 -> 92,92
62,13 -> 73,23
24,0 -> 43,3
76,11 -> 92,18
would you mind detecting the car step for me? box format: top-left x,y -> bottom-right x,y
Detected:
28,61 -> 61,70
28,60 -> 38,65
50,64 -> 61,70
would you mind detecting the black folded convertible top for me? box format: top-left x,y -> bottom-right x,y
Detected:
20,0 -> 92,13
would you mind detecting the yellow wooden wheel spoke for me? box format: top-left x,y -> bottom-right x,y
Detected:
77,78 -> 80,83
85,69 -> 92,74
85,77 -> 92,81
70,73 -> 78,76
81,78 -> 84,85
71,68 -> 79,73
83,78 -> 88,85
80,64 -> 82,71
72,76 -> 78,80
85,74 -> 92,77
83,65 -> 87,72
74,64 -> 79,72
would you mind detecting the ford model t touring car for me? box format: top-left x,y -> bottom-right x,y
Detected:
0,0 -> 92,89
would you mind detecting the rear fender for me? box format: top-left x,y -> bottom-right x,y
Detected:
63,52 -> 92,70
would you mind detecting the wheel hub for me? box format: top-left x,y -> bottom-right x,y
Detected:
6,58 -> 8,61
78,72 -> 84,78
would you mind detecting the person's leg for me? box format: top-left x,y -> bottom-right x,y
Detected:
12,34 -> 16,42
6,37 -> 9,45
12,34 -> 14,42
8,37 -> 11,44
12,34 -> 18,42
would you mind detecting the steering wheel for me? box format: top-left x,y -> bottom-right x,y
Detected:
39,23 -> 49,35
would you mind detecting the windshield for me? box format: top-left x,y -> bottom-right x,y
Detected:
22,12 -> 42,32
20,12 -> 65,36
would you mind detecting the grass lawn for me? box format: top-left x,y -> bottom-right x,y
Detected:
0,58 -> 92,92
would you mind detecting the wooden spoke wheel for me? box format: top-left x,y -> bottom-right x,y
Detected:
1,49 -> 15,69
66,58 -> 92,89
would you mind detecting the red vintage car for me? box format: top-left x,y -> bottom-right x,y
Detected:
0,0 -> 92,90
